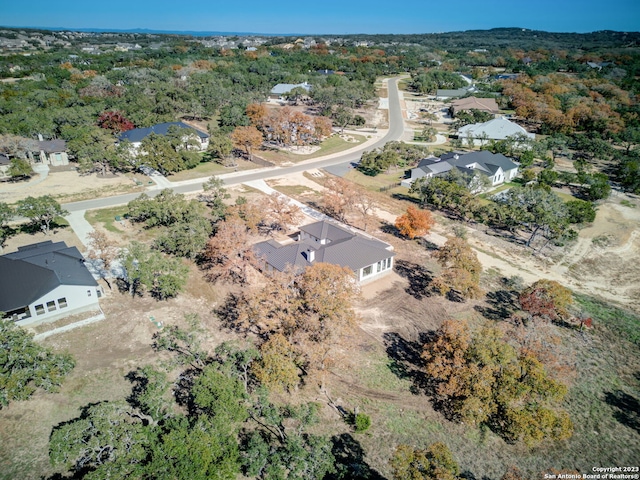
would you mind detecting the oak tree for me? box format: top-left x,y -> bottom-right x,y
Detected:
395,205 -> 434,239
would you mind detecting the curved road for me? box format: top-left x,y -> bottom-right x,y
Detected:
63,77 -> 406,213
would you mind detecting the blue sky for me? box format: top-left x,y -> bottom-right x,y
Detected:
1,0 -> 639,34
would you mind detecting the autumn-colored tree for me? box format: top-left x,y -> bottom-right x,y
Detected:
390,442 -> 460,480
231,263 -> 359,386
230,125 -> 263,160
87,230 -> 118,287
322,176 -> 358,223
246,103 -> 269,131
252,333 -> 300,392
313,116 -> 333,139
97,111 -> 135,134
264,193 -> 303,233
395,205 -> 434,239
227,197 -> 264,233
353,188 -> 378,232
518,279 -> 573,323
203,217 -> 256,285
432,237 -> 482,300
422,320 -> 573,445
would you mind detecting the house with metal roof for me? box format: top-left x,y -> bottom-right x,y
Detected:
401,150 -> 519,189
254,220 -> 395,284
0,241 -> 101,325
456,117 -> 535,146
269,82 -> 311,100
118,121 -> 210,152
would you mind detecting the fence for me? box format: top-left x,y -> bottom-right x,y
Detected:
379,182 -> 401,192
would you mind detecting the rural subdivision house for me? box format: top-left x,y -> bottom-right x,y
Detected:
254,220 -> 396,284
118,121 -> 210,153
456,116 -> 535,146
0,241 -> 101,326
269,82 -> 312,100
449,97 -> 500,116
27,137 -> 70,166
401,150 -> 519,189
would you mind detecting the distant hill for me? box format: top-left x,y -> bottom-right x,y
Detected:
0,26 -> 305,37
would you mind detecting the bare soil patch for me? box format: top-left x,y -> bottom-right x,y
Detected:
0,170 -> 143,204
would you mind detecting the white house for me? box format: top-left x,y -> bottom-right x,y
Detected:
456,117 -> 535,146
254,220 -> 395,284
401,150 -> 519,189
118,122 -> 210,153
0,241 -> 101,326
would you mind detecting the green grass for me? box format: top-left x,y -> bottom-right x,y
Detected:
355,352 -> 413,393
344,169 -> 404,191
574,293 -> 640,346
259,134 -> 367,164
620,199 -> 636,208
167,159 -> 255,181
85,206 -> 129,233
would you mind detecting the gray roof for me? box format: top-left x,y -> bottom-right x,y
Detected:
442,150 -> 518,174
0,241 -> 98,313
254,220 -> 394,274
417,158 -> 454,176
270,82 -> 311,95
0,154 -> 9,165
118,122 -> 209,143
38,139 -> 66,153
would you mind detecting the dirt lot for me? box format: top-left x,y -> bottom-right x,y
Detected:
0,169 -> 144,204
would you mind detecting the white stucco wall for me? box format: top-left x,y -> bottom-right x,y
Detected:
358,256 -> 394,284
19,284 -> 101,326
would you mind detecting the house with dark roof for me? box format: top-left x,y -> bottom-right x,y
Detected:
118,122 -> 210,153
0,241 -> 101,325
254,220 -> 395,284
435,85 -> 477,100
401,150 -> 519,189
26,138 -> 69,166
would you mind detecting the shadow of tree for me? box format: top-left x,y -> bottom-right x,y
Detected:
604,390 -> 640,433
380,220 -> 400,237
325,433 -> 388,480
474,289 -> 520,321
394,259 -> 433,300
383,331 -> 435,395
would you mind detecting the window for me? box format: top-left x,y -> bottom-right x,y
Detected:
361,265 -> 373,278
386,257 -> 392,269
58,297 -> 68,308
377,261 -> 382,273
47,301 -> 56,312
87,289 -> 92,296
35,304 -> 45,315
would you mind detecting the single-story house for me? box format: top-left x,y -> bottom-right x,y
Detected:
254,220 -> 395,284
269,82 -> 311,100
27,138 -> 69,166
401,150 -> 519,189
456,117 -> 535,146
450,97 -> 500,116
435,85 -> 477,100
0,241 -> 101,325
118,122 -> 210,152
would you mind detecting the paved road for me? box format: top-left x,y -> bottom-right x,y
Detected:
63,77 -> 406,213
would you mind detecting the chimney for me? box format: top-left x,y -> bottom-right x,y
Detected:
306,249 -> 315,263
